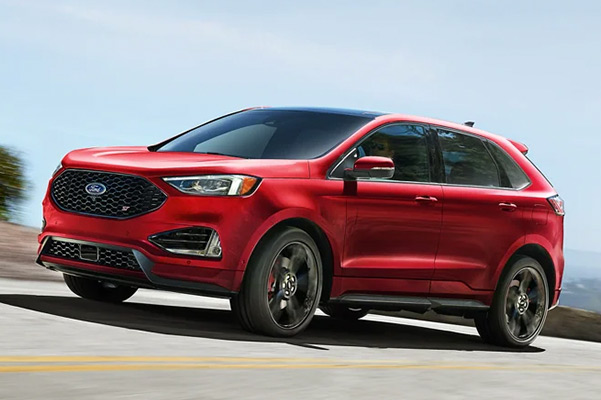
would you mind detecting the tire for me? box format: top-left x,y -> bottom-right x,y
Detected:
320,304 -> 369,320
475,256 -> 549,348
63,274 -> 138,303
230,293 -> 255,333
474,312 -> 495,343
230,227 -> 323,337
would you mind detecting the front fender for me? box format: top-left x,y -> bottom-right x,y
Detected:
232,207 -> 343,291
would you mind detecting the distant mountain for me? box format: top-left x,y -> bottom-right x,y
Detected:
563,249 -> 601,281
561,279 -> 601,313
559,249 -> 601,312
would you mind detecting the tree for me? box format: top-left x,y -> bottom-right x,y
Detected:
0,145 -> 26,221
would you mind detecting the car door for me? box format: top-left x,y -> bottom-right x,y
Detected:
336,123 -> 443,295
431,128 -> 528,296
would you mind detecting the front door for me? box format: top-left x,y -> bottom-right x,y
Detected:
340,124 -> 443,294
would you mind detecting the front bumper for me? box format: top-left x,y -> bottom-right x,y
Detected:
37,236 -> 236,297
38,175 -> 275,295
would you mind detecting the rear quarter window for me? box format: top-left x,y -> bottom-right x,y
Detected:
485,142 -> 531,189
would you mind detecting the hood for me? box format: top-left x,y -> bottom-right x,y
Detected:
62,146 -> 310,178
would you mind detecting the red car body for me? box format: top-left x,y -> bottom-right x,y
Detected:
38,108 -> 564,313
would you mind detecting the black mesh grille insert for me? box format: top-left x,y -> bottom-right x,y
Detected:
43,238 -> 141,271
51,169 -> 166,219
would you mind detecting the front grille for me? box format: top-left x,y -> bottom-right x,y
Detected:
51,169 -> 166,219
42,238 -> 141,271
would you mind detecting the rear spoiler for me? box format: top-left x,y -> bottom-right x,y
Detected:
508,139 -> 528,155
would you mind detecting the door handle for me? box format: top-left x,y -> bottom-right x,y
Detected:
499,202 -> 517,212
415,195 -> 438,203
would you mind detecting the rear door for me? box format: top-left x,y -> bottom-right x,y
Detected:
432,128 -> 529,295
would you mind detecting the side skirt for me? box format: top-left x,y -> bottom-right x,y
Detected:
327,294 -> 489,317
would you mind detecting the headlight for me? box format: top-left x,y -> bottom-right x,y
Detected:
52,162 -> 63,177
163,175 -> 260,196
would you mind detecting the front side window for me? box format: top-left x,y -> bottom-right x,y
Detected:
156,109 -> 373,159
438,129 -> 500,187
331,124 -> 431,182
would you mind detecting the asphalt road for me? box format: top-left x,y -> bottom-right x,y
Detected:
0,278 -> 600,400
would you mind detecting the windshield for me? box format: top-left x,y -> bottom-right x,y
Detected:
155,109 -> 373,159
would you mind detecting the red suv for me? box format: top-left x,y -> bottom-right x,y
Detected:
38,107 -> 564,347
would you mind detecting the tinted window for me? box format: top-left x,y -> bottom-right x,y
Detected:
332,124 -> 431,182
156,110 -> 372,159
438,130 -> 500,187
486,142 -> 530,189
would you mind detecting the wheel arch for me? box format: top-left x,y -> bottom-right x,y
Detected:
236,214 -> 336,302
502,243 -> 556,308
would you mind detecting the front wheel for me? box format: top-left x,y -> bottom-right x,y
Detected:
231,227 -> 323,337
475,256 -> 549,348
63,274 -> 138,303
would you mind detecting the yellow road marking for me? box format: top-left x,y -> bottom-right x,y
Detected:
0,356 -> 335,363
0,357 -> 600,374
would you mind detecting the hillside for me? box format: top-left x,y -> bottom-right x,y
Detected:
0,221 -> 59,281
1,221 -> 600,342
2,221 -> 600,308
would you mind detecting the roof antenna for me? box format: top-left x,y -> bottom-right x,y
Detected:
464,121 -> 475,127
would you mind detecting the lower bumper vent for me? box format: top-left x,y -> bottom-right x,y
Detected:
42,238 -> 141,271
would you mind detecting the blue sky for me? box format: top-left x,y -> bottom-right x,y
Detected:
0,0 -> 599,251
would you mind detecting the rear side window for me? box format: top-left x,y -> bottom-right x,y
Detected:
485,142 -> 531,189
438,129 -> 500,187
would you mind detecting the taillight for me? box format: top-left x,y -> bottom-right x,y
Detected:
547,195 -> 565,216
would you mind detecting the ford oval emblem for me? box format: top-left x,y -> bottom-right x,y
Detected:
85,183 -> 107,196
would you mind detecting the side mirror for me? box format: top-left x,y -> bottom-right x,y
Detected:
344,156 -> 395,180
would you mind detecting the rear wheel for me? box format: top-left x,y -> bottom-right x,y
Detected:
63,274 -> 137,303
320,304 -> 369,320
230,227 -> 322,337
475,256 -> 549,348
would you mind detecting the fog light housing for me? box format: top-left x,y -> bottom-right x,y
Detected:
149,227 -> 222,258
206,232 -> 222,257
